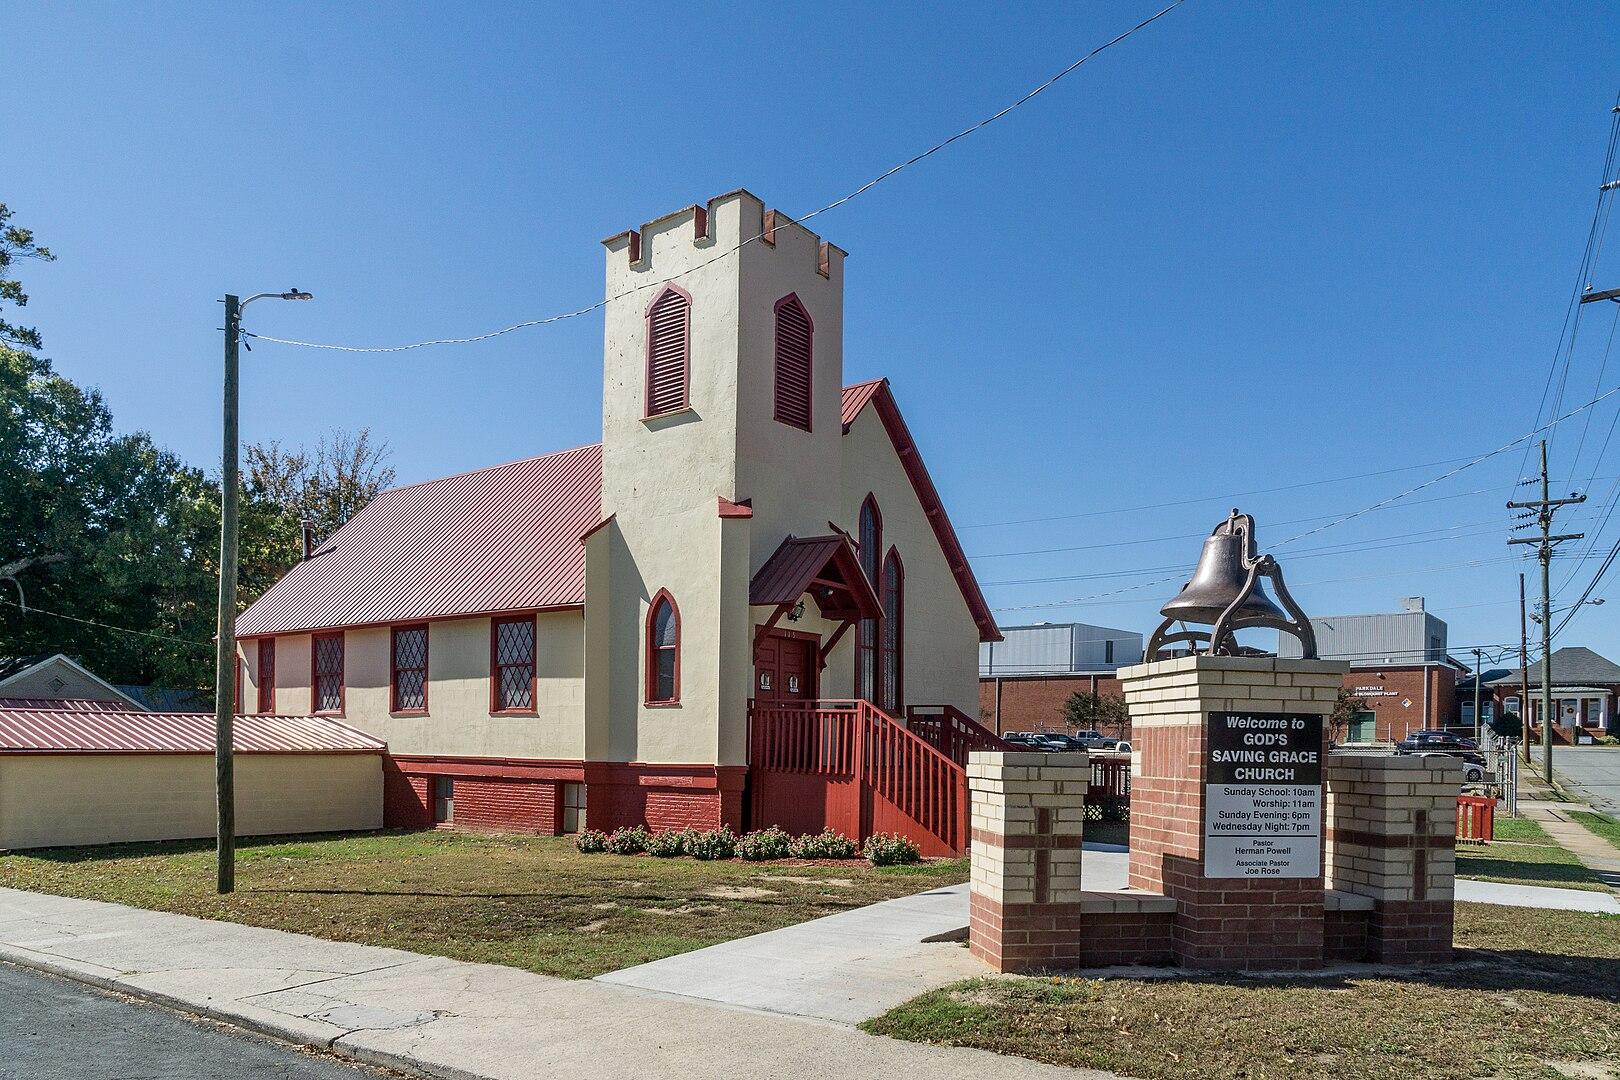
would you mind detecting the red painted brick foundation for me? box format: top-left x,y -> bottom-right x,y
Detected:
383,755 -> 745,836
1367,900 -> 1454,964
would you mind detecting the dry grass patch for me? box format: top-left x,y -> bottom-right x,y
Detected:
0,830 -> 966,979
864,903 -> 1620,1080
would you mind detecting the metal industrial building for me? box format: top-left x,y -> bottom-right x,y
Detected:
978,623 -> 1143,735
1280,597 -> 1464,743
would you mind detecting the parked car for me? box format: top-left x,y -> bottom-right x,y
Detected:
1070,730 -> 1119,750
1395,730 -> 1487,783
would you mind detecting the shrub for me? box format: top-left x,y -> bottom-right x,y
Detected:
736,826 -> 794,861
686,827 -> 738,861
792,828 -> 859,860
863,832 -> 921,866
604,825 -> 651,855
575,828 -> 608,854
645,830 -> 687,857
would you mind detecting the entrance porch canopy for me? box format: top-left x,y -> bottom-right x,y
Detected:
749,535 -> 881,622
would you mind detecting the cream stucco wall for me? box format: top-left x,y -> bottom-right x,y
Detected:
241,615 -> 585,760
836,406 -> 982,715
0,752 -> 381,851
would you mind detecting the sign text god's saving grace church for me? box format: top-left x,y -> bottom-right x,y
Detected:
1204,711 -> 1323,879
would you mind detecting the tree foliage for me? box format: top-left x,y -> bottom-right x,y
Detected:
0,204 -> 55,351
246,429 -> 395,545
0,205 -> 389,696
1062,690 -> 1130,736
1328,687 -> 1370,744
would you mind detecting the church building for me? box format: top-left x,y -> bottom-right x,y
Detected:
235,190 -> 999,840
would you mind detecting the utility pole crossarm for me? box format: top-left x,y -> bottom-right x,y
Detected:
1507,496 -> 1587,509
1509,533 -> 1586,546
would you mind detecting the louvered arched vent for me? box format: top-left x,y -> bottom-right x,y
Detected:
646,286 -> 691,417
773,294 -> 813,431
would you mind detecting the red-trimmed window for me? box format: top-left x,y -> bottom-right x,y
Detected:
233,657 -> 243,713
491,615 -> 537,713
645,285 -> 691,417
646,590 -> 680,705
880,549 -> 904,714
256,639 -> 275,714
773,293 -> 813,430
855,496 -> 881,702
312,632 -> 344,714
391,624 -> 429,713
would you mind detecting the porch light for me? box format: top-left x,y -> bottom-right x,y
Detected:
788,600 -> 806,622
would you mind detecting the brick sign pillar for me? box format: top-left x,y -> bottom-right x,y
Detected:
1119,656 -> 1349,971
1325,754 -> 1461,963
966,751 -> 1090,973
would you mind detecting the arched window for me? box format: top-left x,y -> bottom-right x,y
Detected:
880,549 -> 904,714
855,496 -> 881,702
646,590 -> 681,705
772,294 -> 813,430
645,286 -> 691,417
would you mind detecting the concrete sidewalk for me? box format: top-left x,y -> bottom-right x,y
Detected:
0,888 -> 1113,1080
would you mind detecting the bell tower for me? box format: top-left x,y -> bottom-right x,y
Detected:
586,191 -> 848,779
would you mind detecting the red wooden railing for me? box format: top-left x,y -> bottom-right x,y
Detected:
749,699 -> 968,856
1456,794 -> 1495,845
905,703 -> 1013,768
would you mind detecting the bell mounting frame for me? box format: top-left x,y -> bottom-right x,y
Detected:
1145,508 -> 1317,662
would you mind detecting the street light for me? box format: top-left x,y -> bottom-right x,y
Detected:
215,288 -> 313,895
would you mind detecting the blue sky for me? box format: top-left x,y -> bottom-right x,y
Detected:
10,2 -> 1620,665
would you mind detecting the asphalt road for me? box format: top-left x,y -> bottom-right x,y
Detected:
0,962 -> 388,1080
1540,745 -> 1620,814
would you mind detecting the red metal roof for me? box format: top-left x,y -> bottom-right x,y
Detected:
838,379 -> 1001,642
751,535 -> 881,620
0,698 -> 126,713
0,709 -> 386,754
237,443 -> 602,637
841,379 -> 886,431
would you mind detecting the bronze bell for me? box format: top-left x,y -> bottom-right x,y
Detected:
1160,523 -> 1286,626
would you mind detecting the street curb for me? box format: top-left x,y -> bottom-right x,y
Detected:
0,944 -> 447,1080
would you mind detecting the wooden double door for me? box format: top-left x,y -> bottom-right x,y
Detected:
754,629 -> 818,703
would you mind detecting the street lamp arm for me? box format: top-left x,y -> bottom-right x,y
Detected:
240,289 -> 314,309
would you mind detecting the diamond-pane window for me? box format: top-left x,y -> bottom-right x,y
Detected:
392,625 -> 428,712
492,616 -> 536,712
313,633 -> 344,713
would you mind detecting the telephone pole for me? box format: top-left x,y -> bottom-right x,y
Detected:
1507,440 -> 1583,784
1471,648 -> 1483,744
1518,573 -> 1531,764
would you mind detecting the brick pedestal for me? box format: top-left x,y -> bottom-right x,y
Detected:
1119,656 -> 1348,971
966,751 -> 1091,973
1325,753 -> 1461,964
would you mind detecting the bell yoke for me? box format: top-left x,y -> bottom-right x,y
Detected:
1145,508 -> 1316,661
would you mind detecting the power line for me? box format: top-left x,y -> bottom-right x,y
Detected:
961,454 -> 1486,531
967,483 -> 1543,560
0,595 -> 213,651
979,520 -> 1505,588
242,2 -> 1186,355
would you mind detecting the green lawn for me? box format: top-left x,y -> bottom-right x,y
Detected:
0,830 -> 967,979
1455,817 -> 1610,892
864,903 -> 1620,1080
1571,810 -> 1620,852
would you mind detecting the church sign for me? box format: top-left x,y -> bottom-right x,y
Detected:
1204,711 -> 1323,879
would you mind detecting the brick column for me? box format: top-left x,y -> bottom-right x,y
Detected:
1118,656 -> 1348,971
1325,753 -> 1460,963
966,750 -> 1089,973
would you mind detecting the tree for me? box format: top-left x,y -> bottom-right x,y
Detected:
1491,710 -> 1523,740
0,203 -> 54,351
1329,687 -> 1370,745
246,428 -> 395,544
1062,690 -> 1130,737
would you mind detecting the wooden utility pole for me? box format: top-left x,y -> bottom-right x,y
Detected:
214,294 -> 241,895
1507,440 -> 1583,784
1471,648 -> 1483,744
1519,573 -> 1531,764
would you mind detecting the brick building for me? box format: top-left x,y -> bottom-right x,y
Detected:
977,622 -> 1140,735
1278,597 -> 1466,744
